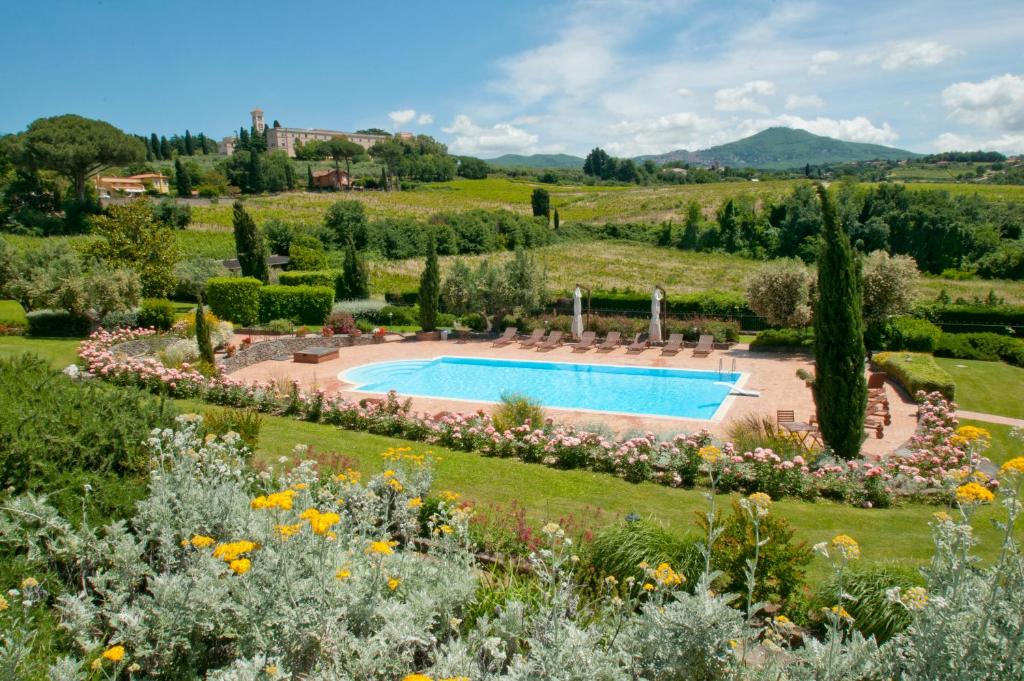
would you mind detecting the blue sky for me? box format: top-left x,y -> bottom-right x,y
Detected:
2,0 -> 1022,157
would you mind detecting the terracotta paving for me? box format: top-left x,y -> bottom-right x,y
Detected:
228,337 -> 917,457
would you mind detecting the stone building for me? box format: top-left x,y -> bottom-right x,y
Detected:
219,109 -> 409,158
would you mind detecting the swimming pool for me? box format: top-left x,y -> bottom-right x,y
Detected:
341,356 -> 743,420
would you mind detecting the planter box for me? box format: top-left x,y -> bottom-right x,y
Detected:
415,330 -> 441,341
293,347 -> 339,364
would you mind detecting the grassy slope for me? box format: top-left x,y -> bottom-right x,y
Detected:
958,419 -> 1019,467
0,337 -> 81,368
935,357 -> 1024,419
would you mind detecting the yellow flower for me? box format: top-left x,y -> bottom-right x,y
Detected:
439,490 -> 460,503
387,577 -> 401,591
407,497 -> 423,509
903,586 -> 929,610
604,575 -> 618,585
698,445 -> 723,464
829,605 -> 854,621
274,523 -> 302,540
20,577 -> 38,589
388,478 -> 405,492
951,425 -> 991,447
653,562 -> 684,587
0,596 -> 8,611
830,534 -> 861,560
1000,457 -> 1024,476
774,615 -> 791,625
336,567 -> 352,581
932,511 -> 952,523
190,535 -> 215,549
367,539 -> 399,555
299,507 -> 321,521
291,482 -> 308,490
402,675 -> 433,681
265,665 -> 278,677
251,489 -> 295,511
748,492 -> 772,510
309,512 -> 341,536
728,639 -> 738,649
92,659 -> 102,671
439,524 -> 454,535
102,645 -> 126,662
212,540 -> 258,562
955,482 -> 995,505
229,558 -> 252,575
642,582 -> 655,592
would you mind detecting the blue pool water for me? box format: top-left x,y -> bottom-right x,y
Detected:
341,356 -> 741,420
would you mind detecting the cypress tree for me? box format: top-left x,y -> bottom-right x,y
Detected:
196,132 -> 207,154
419,232 -> 440,331
307,164 -> 315,191
195,296 -> 216,365
553,208 -> 560,231
160,136 -> 172,160
184,129 -> 194,155
150,133 -> 161,160
531,188 -> 550,219
174,159 -> 192,197
812,184 -> 867,460
232,201 -> 269,283
247,151 -> 263,193
341,237 -> 369,300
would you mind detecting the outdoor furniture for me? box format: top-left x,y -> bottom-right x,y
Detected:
569,331 -> 597,352
626,333 -> 649,353
518,328 -> 546,348
293,347 -> 339,364
536,330 -> 564,350
661,333 -> 684,355
778,410 -> 816,447
864,417 -> 885,439
492,327 -> 518,347
596,331 -> 621,352
693,334 -> 714,357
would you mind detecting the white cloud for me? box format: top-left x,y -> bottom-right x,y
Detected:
676,87 -> 694,97
942,74 -> 1024,131
934,131 -> 1024,154
441,114 -> 540,156
416,113 -> 434,125
747,114 -> 899,145
857,41 -> 961,70
714,80 -> 776,113
808,50 -> 840,76
604,111 -> 726,156
785,94 -> 824,110
387,109 -> 417,126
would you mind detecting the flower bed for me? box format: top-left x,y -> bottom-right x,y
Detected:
79,328 -> 991,506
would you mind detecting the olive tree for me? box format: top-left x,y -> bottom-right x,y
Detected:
861,251 -> 919,324
745,259 -> 814,327
442,248 -> 545,331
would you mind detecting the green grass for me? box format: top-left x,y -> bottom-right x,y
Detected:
958,419 -> 1020,467
166,404 -> 1015,585
935,357 -> 1024,419
0,336 -> 82,368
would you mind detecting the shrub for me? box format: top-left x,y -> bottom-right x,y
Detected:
279,269 -> 340,294
935,332 -> 1024,367
585,520 -> 703,589
26,309 -> 92,337
258,285 -> 333,325
136,298 -> 177,331
206,276 -> 262,325
673,317 -> 740,343
288,244 -> 329,271
367,305 -> 418,326
331,299 -> 387,319
916,303 -> 1024,335
810,563 -> 925,643
202,407 -> 261,450
264,318 -> 295,335
749,327 -> 814,349
746,259 -> 814,327
492,392 -> 546,432
726,413 -> 804,459
0,300 -> 28,335
99,308 -> 139,330
873,352 -> 955,400
878,316 -> 942,352
862,251 -> 919,324
172,257 -> 229,301
460,312 -> 487,331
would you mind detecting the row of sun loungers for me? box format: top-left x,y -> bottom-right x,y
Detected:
492,328 -> 716,356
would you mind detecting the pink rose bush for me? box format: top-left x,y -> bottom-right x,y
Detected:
78,329 -> 982,506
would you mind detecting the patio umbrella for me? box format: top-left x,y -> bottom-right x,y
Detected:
571,286 -> 584,340
649,287 -> 663,343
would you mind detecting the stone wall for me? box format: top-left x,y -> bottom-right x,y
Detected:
220,335 -> 382,374
109,337 -> 178,357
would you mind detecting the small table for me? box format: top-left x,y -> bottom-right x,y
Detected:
293,347 -> 339,364
781,421 -> 814,447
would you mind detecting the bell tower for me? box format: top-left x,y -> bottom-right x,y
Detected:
251,108 -> 265,134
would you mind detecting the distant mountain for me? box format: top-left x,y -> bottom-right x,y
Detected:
637,127 -> 922,170
484,153 -> 585,169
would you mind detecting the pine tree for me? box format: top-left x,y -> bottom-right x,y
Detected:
307,164 -> 315,191
174,159 -> 192,197
150,133 -> 161,160
341,237 -> 369,300
812,184 -> 867,460
553,208 -> 560,231
184,130 -> 194,155
419,232 -> 440,331
232,201 -> 269,283
195,295 -> 216,365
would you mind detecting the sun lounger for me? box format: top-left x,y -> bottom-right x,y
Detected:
596,331 -> 621,352
661,333 -> 684,355
626,333 -> 649,353
518,328 -> 545,348
492,327 -> 518,347
692,334 -> 714,357
569,331 -> 597,352
536,330 -> 563,350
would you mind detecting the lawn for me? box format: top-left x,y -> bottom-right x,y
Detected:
0,336 -> 81,368
958,418 -> 1020,467
935,357 -> 1024,419
175,404 -> 1017,585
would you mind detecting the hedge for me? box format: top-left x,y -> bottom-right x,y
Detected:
206,277 -> 262,326
0,300 -> 28,334
916,303 -> 1024,335
872,352 -> 955,400
553,290 -> 752,316
877,317 -> 942,352
258,285 -> 334,325
136,298 -> 177,331
935,332 -> 1024,367
26,309 -> 93,337
749,328 -> 814,350
385,290 -> 419,306
279,270 -> 343,301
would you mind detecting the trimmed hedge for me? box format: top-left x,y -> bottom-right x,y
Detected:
26,310 -> 92,337
916,303 -> 1024,335
877,317 -> 942,352
279,270 -> 343,301
258,285 -> 334,325
136,298 -> 177,331
872,352 -> 955,400
749,327 -> 814,350
935,332 -> 1024,367
0,300 -> 28,334
206,277 -> 262,326
554,290 -> 753,317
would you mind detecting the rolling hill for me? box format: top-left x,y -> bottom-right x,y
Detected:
484,153 -> 585,169
637,127 -> 921,169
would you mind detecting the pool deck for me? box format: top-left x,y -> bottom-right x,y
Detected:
228,337 -> 917,458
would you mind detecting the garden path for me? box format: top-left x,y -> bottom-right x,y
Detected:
956,410 -> 1024,428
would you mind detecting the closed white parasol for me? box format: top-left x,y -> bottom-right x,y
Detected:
649,287 -> 663,343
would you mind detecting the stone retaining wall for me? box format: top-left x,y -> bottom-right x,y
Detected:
109,337 -> 178,357
220,335 -> 381,374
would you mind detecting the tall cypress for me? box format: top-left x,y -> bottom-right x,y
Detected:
307,164 -> 315,191
341,237 -> 369,300
184,129 -> 194,155
553,209 -> 560,231
419,232 -> 440,331
150,133 -> 161,160
232,201 -> 269,283
174,159 -> 192,197
195,296 -> 215,365
812,184 -> 867,460
160,136 -> 172,160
